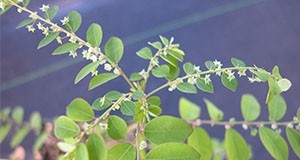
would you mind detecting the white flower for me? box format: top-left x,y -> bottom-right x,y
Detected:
17,8 -> 22,13
238,69 -> 247,77
242,124 -> 248,130
69,51 -> 77,58
271,124 -> 277,130
213,59 -> 223,76
91,70 -> 98,76
169,37 -> 174,44
139,69 -> 147,79
227,70 -> 235,81
139,140 -> 147,150
56,36 -> 62,44
99,123 -> 108,130
69,35 -> 77,43
104,63 -> 112,71
50,23 -> 59,32
42,27 -> 49,36
204,74 -> 211,85
113,68 -> 121,75
168,83 -> 177,91
188,77 -> 195,84
0,2 -> 5,10
90,55 -> 98,62
194,65 -> 201,73
29,12 -> 38,19
287,123 -> 293,128
112,105 -> 120,111
82,50 -> 89,59
39,4 -> 49,12
37,22 -> 44,30
151,57 -> 159,66
275,128 -> 282,134
26,25 -> 35,32
60,17 -> 69,25
293,116 -> 298,121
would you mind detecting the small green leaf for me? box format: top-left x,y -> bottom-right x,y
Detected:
179,97 -> 200,120
196,78 -> 214,93
168,48 -> 185,56
45,5 -> 59,19
241,94 -> 260,121
166,65 -> 180,80
86,133 -> 107,160
266,78 -> 282,104
268,95 -> 287,121
231,58 -> 246,67
132,89 -> 144,100
225,128 -> 250,160
107,116 -> 127,140
297,107 -> 300,119
144,116 -> 193,144
66,98 -> 94,122
120,101 -> 136,116
67,11 -> 82,32
277,78 -> 292,92
33,131 -> 49,152
159,35 -> 169,46
52,43 -> 80,55
0,107 -> 11,120
38,32 -> 59,49
205,61 -> 216,70
148,41 -> 162,49
0,124 -> 12,143
130,72 -> 143,81
54,116 -> 80,139
57,142 -> 76,152
10,127 -> 30,148
75,143 -> 89,160
183,62 -> 194,74
105,90 -> 122,101
221,73 -> 238,92
136,47 -> 152,59
259,127 -> 289,160
168,48 -> 184,62
23,0 -> 30,6
89,73 -> 119,90
251,69 -> 270,82
108,142 -> 136,160
12,107 -> 24,124
145,142 -> 200,160
0,5 -> 12,15
92,98 -> 111,111
188,127 -> 213,160
286,128 -> 300,158
161,54 -> 178,67
86,23 -> 103,47
177,82 -> 197,94
30,111 -> 42,134
148,96 -> 161,106
149,105 -> 162,116
16,19 -> 34,29
272,65 -> 282,80
74,62 -> 100,84
105,37 -> 124,63
152,65 -> 170,78
204,98 -> 223,121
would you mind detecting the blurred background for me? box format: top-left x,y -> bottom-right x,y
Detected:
1,0 -> 300,159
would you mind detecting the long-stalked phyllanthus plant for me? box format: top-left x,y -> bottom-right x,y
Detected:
1,0 -> 300,160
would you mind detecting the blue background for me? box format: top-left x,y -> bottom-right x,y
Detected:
1,0 -> 300,159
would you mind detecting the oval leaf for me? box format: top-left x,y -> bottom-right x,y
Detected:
188,127 -> 213,160
75,62 -> 101,84
75,143 -> 89,160
52,43 -> 80,55
45,5 -> 59,19
89,73 -> 119,90
179,97 -> 200,120
268,95 -> 287,121
105,37 -> 124,63
286,128 -> 300,158
107,116 -> 127,140
54,116 -> 80,139
66,98 -> 94,122
30,111 -> 42,134
38,32 -> 59,49
108,142 -> 136,160
10,127 -> 30,148
16,19 -> 33,29
120,101 -> 136,116
241,94 -> 260,121
144,116 -> 193,144
225,128 -> 250,160
221,73 -> 238,92
183,62 -> 194,74
12,107 -> 24,124
204,98 -> 223,121
231,58 -> 246,67
136,47 -> 152,59
67,11 -> 82,32
277,78 -> 292,92
196,78 -> 214,93
86,23 -> 103,47
152,65 -> 169,78
86,133 -> 107,160
177,82 -> 197,94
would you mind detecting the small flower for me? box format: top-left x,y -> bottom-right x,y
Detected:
91,70 -> 98,76
139,140 -> 147,150
227,70 -> 235,81
37,22 -> 44,30
238,69 -> 247,77
151,57 -> 159,66
69,51 -> 77,58
204,74 -> 211,85
113,105 -> 120,110
213,59 -> 223,76
99,123 -> 108,130
139,69 -> 147,79
0,2 -> 5,11
26,25 -> 35,32
82,50 -> 89,59
271,123 -> 277,130
50,23 -> 59,32
242,124 -> 248,130
90,55 -> 98,62
113,68 -> 121,75
194,65 -> 201,73
251,128 -> 258,136
168,83 -> 177,92
29,12 -> 38,19
104,63 -> 112,71
275,128 -> 282,134
293,116 -> 298,121
60,17 -> 69,25
287,123 -> 293,128
39,4 -> 49,12
17,8 -> 22,13
69,35 -> 77,43
56,36 -> 62,44
188,77 -> 195,84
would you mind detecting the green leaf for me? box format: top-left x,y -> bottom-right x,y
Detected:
251,69 -> 270,82
166,64 -> 180,80
168,48 -> 185,56
231,58 -> 246,67
105,37 -> 124,63
148,96 -> 161,106
136,47 -> 152,59
86,23 -> 103,47
10,127 -> 30,148
86,133 -> 107,160
89,73 -> 119,90
159,35 -> 169,46
38,32 -> 59,49
241,94 -> 260,121
92,98 -> 111,111
188,127 -> 213,160
0,5 -> 12,15
107,116 -> 127,140
67,11 -> 82,32
145,142 -> 200,160
225,128 -> 250,160
268,95 -> 287,121
204,98 -> 223,121
286,128 -> 300,158
183,62 -> 194,74
74,62 -> 100,84
221,73 -> 238,92
45,5 -> 59,19
177,82 -> 197,94
179,97 -> 200,120
12,107 -> 24,124
266,78 -> 282,104
168,48 -> 184,62
52,43 -> 80,55
130,72 -> 143,81
196,78 -> 214,93
205,61 -> 216,70
149,105 -> 162,116
108,142 -> 136,160
272,65 -> 282,80
66,98 -> 94,122
148,41 -> 162,49
54,116 -> 80,139
120,101 -> 136,116
259,127 -> 289,160
33,131 -> 49,152
0,107 -> 11,120
144,116 -> 193,144
132,89 -> 144,100
277,78 -> 292,92
23,0 -> 30,6
0,124 -> 12,143
16,19 -> 33,29
161,54 -> 178,67
297,107 -> 300,119
75,143 -> 89,160
152,65 -> 169,78
30,111 -> 42,134
105,90 -> 122,101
